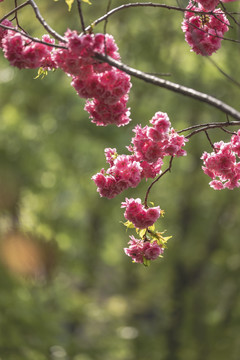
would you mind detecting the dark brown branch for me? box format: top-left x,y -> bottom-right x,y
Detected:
204,130 -> 215,151
178,120 -> 240,135
220,1 -> 240,27
28,0 -> 65,42
14,0 -> 26,32
88,2 -> 240,32
104,0 -> 112,35
0,0 -> 30,23
77,0 -> 86,34
95,54 -> 240,122
88,2 -> 209,31
0,23 -> 67,49
144,156 -> 174,208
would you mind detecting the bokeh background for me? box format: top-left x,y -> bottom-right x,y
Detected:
0,1 -> 240,359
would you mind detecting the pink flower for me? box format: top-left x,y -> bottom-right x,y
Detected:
143,241 -> 164,260
72,68 -> 131,105
124,236 -> 164,263
0,19 -> 13,48
201,132 -> 240,190
140,159 -> 163,179
53,31 -> 120,76
231,130 -> 240,157
92,155 -> 142,198
182,4 -> 229,56
129,113 -> 187,162
195,0 -> 219,11
2,31 -> 54,69
104,148 -> 117,166
84,95 -> 131,127
121,198 -> 161,229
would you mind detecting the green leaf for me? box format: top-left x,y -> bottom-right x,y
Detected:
143,257 -> 150,267
139,229 -> 146,239
148,224 -> 155,232
34,68 -> 48,80
121,220 -> 135,229
65,0 -> 75,11
82,0 -> 92,4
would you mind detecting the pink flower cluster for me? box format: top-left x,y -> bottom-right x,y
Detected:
92,112 -> 188,198
54,30 -> 131,126
201,130 -> 240,190
2,30 -> 55,69
121,198 -> 160,229
0,20 -> 13,48
129,112 -> 187,162
124,236 -> 164,264
196,0 -> 237,9
92,151 -> 142,199
0,26 -> 131,126
182,3 -> 229,56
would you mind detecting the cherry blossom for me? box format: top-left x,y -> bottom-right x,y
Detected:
2,31 -> 54,69
121,198 -> 161,229
182,4 -> 229,56
201,136 -> 240,190
124,236 -> 164,263
0,19 -> 13,48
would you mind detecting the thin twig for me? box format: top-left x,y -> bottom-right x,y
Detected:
103,0 -> 112,55
87,2 -> 240,32
144,156 -> 174,208
104,0 -> 112,35
77,0 -> 86,34
0,0 -> 30,23
205,56 -> 240,89
0,23 -> 67,48
145,72 -> 171,77
14,0 -> 26,32
220,2 -> 240,27
220,127 -> 237,135
87,2 -> 215,32
183,122 -> 240,138
28,0 -> 65,42
178,120 -> 240,135
94,54 -> 240,122
204,130 -> 215,151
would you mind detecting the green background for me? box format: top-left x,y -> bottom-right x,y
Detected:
0,1 -> 240,359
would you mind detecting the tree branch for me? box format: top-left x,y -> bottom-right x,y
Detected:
179,120 -> 240,138
95,54 -> 240,122
76,0 -> 86,34
0,23 -> 67,49
88,2 -> 240,32
144,156 -> 174,208
28,0 -> 66,42
0,0 -> 30,23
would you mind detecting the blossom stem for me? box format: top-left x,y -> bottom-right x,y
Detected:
144,156 -> 174,208
77,0 -> 86,34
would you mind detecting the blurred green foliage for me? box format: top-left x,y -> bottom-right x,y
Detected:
0,1 -> 240,359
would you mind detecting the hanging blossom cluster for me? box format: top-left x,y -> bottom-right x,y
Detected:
1,1 -> 239,266
181,1 -> 230,56
201,130 -> 240,190
92,112 -> 187,198
124,236 -> 164,265
55,30 -> 131,126
0,23 -> 131,126
92,112 -> 188,265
